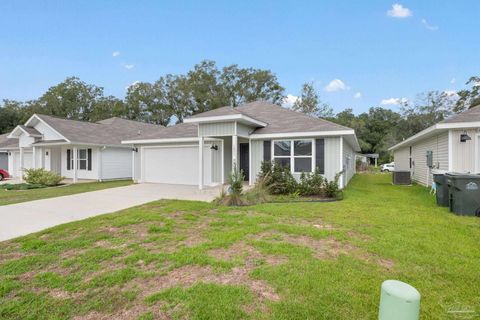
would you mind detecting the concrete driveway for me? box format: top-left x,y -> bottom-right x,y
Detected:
0,183 -> 220,241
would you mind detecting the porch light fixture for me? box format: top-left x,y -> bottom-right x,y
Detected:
132,147 -> 138,152
210,145 -> 218,151
460,132 -> 471,142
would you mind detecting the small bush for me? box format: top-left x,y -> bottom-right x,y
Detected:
1,183 -> 46,190
228,165 -> 244,196
298,169 -> 324,196
323,171 -> 343,198
24,168 -> 64,186
214,166 -> 247,206
263,162 -> 298,195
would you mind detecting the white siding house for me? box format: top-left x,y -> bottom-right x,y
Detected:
390,105 -> 480,186
124,101 -> 361,189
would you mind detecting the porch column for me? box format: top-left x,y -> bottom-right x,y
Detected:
32,146 -> 37,169
375,157 -> 378,168
232,135 -> 238,172
19,147 -> 24,181
198,137 -> 204,190
73,146 -> 78,183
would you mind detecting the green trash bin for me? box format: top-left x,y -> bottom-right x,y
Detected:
446,173 -> 480,216
433,173 -> 449,207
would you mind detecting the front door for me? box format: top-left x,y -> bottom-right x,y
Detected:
44,149 -> 51,171
239,143 -> 249,181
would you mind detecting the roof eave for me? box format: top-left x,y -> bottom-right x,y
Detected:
184,114 -> 267,127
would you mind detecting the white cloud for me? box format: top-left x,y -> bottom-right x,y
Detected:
353,92 -> 362,99
450,78 -> 456,84
387,4 -> 412,18
125,80 -> 140,90
112,51 -> 120,57
324,79 -> 348,92
381,97 -> 408,105
282,94 -> 299,108
124,64 -> 135,70
421,18 -> 438,31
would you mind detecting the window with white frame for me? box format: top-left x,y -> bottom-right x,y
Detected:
68,148 -> 91,171
273,139 -> 313,173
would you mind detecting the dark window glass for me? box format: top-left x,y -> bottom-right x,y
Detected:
294,140 -> 312,156
79,159 -> 87,170
274,141 -> 291,156
274,158 -> 290,169
294,158 -> 312,172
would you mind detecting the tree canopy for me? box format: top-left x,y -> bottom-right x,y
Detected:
0,62 -> 477,164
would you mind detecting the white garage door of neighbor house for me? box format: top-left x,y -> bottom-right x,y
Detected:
13,151 -> 33,177
143,146 -> 212,185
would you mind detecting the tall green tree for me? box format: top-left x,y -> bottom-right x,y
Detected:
32,77 -> 104,121
0,100 -> 28,134
125,81 -> 172,126
292,82 -> 333,118
89,96 -> 127,122
455,76 -> 480,112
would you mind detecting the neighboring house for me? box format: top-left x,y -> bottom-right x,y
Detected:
389,105 -> 480,186
1,114 -> 165,182
0,133 -> 16,171
123,101 -> 361,189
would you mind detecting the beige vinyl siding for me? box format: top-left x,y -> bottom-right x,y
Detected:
411,132 -> 448,186
394,147 -> 410,171
451,129 -> 479,173
250,140 -> 264,183
198,122 -> 235,137
325,136 -> 342,184
342,139 -> 355,185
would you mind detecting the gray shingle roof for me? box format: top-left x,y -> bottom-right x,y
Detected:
19,125 -> 42,136
129,101 -> 353,141
0,133 -> 18,149
441,105 -> 480,123
189,101 -> 351,133
234,101 -> 351,134
36,114 -> 166,146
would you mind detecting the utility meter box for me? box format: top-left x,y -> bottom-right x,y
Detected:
426,151 -> 433,168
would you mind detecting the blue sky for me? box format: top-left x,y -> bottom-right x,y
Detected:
0,0 -> 479,114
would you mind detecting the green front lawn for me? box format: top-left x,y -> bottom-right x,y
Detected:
0,180 -> 134,206
0,174 -> 478,319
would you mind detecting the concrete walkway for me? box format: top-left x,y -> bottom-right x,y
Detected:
0,183 -> 220,241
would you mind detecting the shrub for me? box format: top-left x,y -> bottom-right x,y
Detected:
214,166 -> 247,206
268,164 -> 298,195
323,171 -> 343,198
24,168 -> 64,186
298,169 -> 324,196
1,183 -> 45,190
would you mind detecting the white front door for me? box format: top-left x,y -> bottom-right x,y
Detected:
44,149 -> 51,171
142,145 -> 212,185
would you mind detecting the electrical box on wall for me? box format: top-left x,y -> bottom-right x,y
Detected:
426,150 -> 433,168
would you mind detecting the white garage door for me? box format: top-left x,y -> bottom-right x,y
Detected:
13,151 -> 33,177
142,146 -> 212,185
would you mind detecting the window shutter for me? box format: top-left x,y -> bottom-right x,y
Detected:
87,149 -> 92,171
315,139 -> 325,174
67,149 -> 71,170
263,141 -> 271,162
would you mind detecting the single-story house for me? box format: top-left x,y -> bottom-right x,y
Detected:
123,101 -> 361,189
0,133 -> 14,171
0,114 -> 165,182
389,104 -> 480,186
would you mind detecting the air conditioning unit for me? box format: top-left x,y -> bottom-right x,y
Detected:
393,171 -> 411,185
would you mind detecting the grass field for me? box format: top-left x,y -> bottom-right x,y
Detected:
0,173 -> 478,319
0,180 -> 134,206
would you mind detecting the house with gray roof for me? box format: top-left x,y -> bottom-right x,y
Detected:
2,114 -> 165,182
123,101 -> 361,189
389,104 -> 480,186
